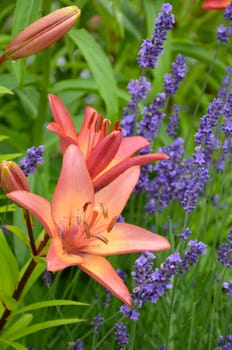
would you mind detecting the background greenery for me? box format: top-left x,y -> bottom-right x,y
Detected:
0,0 -> 232,349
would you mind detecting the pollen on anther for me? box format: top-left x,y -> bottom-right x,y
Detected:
100,202 -> 108,218
107,216 -> 118,232
93,234 -> 109,244
95,115 -> 103,132
84,221 -> 90,238
87,112 -> 96,129
83,201 -> 91,212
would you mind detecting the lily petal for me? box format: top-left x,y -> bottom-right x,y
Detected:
79,254 -> 131,306
7,191 -> 56,237
94,167 -> 140,227
114,136 -> 150,162
47,236 -> 83,271
52,145 -> 94,233
86,131 -> 122,178
202,0 -> 231,9
93,153 -> 168,190
77,106 -> 98,156
83,222 -> 171,255
48,94 -> 77,153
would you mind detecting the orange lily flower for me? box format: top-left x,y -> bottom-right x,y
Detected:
202,0 -> 231,9
47,94 -> 169,190
8,145 -> 170,306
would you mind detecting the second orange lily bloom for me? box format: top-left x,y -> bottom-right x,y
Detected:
8,145 -> 170,306
47,94 -> 168,190
202,0 -> 231,9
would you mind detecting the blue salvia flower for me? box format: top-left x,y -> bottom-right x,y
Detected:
20,145 -> 45,176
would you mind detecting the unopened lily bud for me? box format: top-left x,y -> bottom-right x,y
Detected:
0,6 -> 81,64
0,161 -> 29,193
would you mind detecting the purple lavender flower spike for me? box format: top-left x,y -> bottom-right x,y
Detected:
137,92 -> 166,141
167,104 -> 180,137
121,76 -> 151,137
223,281 -> 232,298
217,335 -> 232,349
179,240 -> 207,273
181,167 -> 209,212
224,4 -> 232,21
217,24 -> 232,43
138,3 -> 175,69
177,227 -> 192,241
92,313 -> 104,335
114,322 -> 129,348
164,55 -> 186,97
218,227 -> 232,268
20,145 -> 45,176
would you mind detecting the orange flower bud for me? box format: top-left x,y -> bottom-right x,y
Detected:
0,161 -> 29,193
0,6 -> 81,64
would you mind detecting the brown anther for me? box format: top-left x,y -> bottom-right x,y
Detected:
102,119 -> 110,136
100,202 -> 108,218
95,114 -> 103,132
107,216 -> 118,233
93,234 -> 109,244
87,111 -> 97,129
59,231 -> 64,239
83,201 -> 91,212
84,221 -> 90,238
113,120 -> 121,131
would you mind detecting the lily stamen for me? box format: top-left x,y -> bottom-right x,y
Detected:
94,114 -> 103,133
100,202 -> 108,218
107,216 -> 118,232
93,234 -> 109,244
84,221 -> 90,238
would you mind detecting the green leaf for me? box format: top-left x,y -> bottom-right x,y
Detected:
19,261 -> 46,299
0,204 -> 15,213
0,135 -> 9,142
4,225 -> 30,249
2,313 -> 33,338
5,318 -> 85,341
0,153 -> 21,161
0,337 -> 27,350
12,0 -> 43,35
53,78 -> 98,94
0,85 -> 13,95
13,299 -> 89,315
0,229 -> 19,296
0,294 -> 18,311
69,28 -> 119,118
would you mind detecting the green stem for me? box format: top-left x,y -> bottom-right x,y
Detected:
0,233 -> 49,332
24,209 -> 37,255
165,277 -> 177,350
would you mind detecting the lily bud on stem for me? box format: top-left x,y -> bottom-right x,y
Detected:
0,6 -> 81,63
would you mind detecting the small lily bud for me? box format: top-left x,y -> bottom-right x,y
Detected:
0,161 -> 29,193
0,6 -> 81,64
